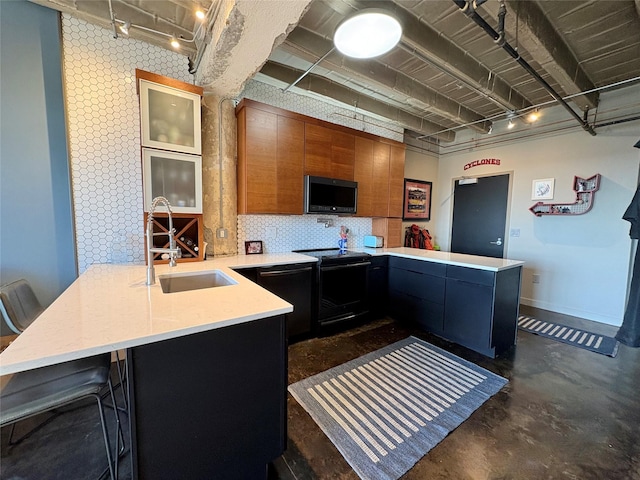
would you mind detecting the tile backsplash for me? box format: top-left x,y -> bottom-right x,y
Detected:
237,215 -> 373,254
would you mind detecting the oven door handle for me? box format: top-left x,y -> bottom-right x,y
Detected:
258,266 -> 313,277
321,261 -> 371,272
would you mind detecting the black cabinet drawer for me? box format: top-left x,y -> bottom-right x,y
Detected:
446,265 -> 495,286
370,255 -> 388,268
389,267 -> 445,304
389,256 -> 446,277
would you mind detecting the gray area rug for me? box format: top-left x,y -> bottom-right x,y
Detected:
288,336 -> 508,480
518,315 -> 619,357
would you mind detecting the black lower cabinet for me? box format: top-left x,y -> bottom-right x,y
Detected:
257,264 -> 314,340
127,315 -> 287,480
388,256 -> 446,333
388,256 -> 522,358
444,278 -> 493,352
367,256 -> 388,319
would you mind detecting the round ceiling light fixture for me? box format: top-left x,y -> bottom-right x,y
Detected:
334,9 -> 402,59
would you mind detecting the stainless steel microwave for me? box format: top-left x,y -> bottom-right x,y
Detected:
304,175 -> 358,214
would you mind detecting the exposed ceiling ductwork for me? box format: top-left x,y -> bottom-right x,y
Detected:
452,0 -> 596,136
32,0 -> 640,143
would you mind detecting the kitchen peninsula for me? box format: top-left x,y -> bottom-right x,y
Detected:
367,247 -> 525,358
0,253 -> 316,479
0,248 -> 523,477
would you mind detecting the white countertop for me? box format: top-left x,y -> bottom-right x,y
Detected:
362,247 -> 525,271
0,253 -> 316,375
0,249 -> 522,375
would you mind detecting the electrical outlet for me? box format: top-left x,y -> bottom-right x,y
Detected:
216,228 -> 227,239
532,274 -> 540,284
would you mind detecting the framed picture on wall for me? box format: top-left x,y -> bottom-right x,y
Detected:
532,178 -> 555,200
139,79 -> 202,155
142,148 -> 203,213
403,178 -> 432,220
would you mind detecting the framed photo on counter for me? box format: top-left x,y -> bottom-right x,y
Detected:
245,240 -> 264,255
403,178 -> 432,220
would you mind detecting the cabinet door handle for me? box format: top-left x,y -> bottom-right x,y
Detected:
259,266 -> 313,277
321,261 -> 371,272
489,237 -> 503,246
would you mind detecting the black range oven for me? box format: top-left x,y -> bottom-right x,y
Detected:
294,249 -> 371,330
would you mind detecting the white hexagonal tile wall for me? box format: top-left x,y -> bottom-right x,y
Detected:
62,15 -> 193,272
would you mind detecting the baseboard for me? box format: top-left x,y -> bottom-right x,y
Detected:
519,297 -> 622,327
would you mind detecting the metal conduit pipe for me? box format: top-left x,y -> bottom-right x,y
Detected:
452,0 -> 597,136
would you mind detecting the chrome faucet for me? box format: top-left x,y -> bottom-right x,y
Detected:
146,196 -> 180,285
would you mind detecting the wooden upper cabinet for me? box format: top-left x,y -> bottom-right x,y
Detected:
237,103 -> 304,214
304,124 -> 333,178
354,137 -> 374,217
330,129 -> 355,180
240,107 -> 278,213
237,99 -> 404,217
276,116 -> 304,214
304,124 -> 355,181
388,145 -> 406,218
372,142 -> 391,217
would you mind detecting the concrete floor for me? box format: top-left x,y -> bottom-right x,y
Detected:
2,306 -> 639,479
276,306 -> 640,480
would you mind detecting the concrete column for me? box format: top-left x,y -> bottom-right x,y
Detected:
201,95 -> 238,257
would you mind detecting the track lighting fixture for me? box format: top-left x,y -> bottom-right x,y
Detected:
195,8 -> 206,20
528,109 -> 540,122
170,37 -> 181,49
507,119 -> 515,129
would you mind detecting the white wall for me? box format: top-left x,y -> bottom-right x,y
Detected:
435,89 -> 640,325
403,148 -> 440,247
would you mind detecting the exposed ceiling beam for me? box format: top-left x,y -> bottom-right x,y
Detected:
259,62 -> 456,142
30,0 -> 197,55
195,0 -> 311,95
480,0 -> 598,111
341,0 -> 532,113
279,27 -> 491,133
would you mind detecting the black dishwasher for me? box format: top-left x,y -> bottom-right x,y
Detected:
257,263 -> 314,340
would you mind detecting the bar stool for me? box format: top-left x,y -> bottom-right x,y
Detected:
0,279 -> 123,479
0,279 -> 128,408
1,354 -> 122,479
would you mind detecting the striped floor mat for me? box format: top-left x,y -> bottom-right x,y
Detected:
288,337 -> 507,480
518,315 -> 619,357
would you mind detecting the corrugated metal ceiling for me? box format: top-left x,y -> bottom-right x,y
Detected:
31,0 -> 640,142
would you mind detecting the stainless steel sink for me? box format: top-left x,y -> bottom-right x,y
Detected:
159,270 -> 237,294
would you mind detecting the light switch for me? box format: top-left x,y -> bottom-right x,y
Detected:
265,226 -> 277,239
510,228 -> 520,237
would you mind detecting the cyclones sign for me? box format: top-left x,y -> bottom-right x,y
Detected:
464,158 -> 500,170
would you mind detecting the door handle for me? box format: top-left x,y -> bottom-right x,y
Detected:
490,237 -> 503,246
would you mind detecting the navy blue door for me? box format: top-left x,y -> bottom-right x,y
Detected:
451,174 -> 510,258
